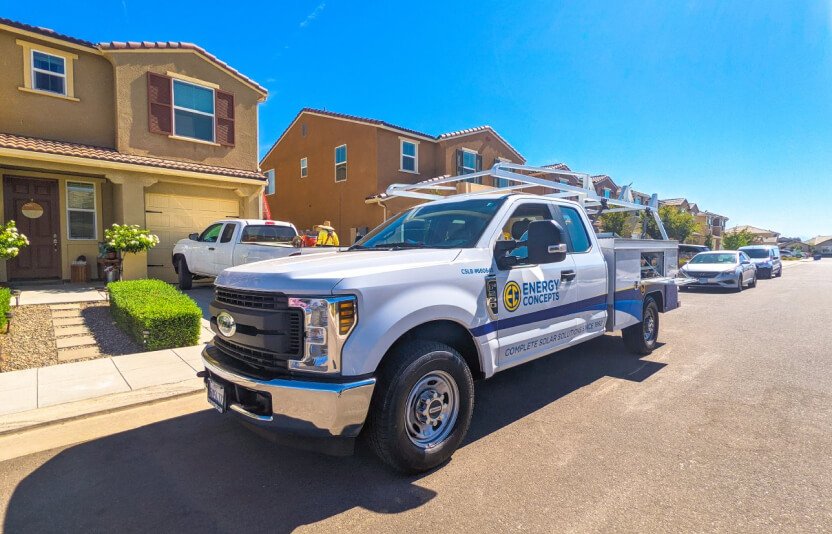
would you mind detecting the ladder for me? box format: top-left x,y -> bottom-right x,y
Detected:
383,163 -> 669,240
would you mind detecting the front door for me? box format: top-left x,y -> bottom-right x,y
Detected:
3,176 -> 61,280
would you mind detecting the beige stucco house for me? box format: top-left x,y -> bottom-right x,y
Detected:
0,17 -> 267,283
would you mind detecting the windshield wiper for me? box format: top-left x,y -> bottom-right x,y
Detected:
372,242 -> 428,250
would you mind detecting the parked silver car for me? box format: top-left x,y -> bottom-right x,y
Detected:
738,245 -> 782,278
680,251 -> 757,292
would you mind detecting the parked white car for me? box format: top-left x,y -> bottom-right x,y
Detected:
172,219 -> 337,289
679,250 -> 757,291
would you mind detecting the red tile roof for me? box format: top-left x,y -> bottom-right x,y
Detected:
0,17 -> 265,95
438,126 -> 524,161
100,41 -> 266,95
0,132 -> 266,181
296,108 -> 435,139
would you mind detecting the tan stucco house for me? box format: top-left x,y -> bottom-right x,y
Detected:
260,108 -> 525,242
0,17 -> 267,282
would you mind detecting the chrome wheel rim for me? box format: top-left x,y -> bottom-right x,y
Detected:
405,370 -> 459,449
643,308 -> 657,342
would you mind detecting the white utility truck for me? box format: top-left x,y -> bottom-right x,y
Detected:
172,219 -> 335,289
198,165 -> 682,473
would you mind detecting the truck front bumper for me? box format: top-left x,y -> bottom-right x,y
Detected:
201,345 -> 376,439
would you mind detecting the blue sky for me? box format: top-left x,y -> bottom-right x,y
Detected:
3,1 -> 831,238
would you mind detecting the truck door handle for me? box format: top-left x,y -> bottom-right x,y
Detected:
208,247 -> 215,251
561,270 -> 576,282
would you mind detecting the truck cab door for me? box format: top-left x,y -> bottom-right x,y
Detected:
553,205 -> 608,346
212,222 -> 238,273
493,202 -> 578,369
193,223 -> 223,275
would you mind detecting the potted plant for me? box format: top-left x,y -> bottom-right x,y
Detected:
104,224 -> 160,280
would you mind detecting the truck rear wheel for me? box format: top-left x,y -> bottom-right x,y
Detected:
366,340 -> 474,474
622,297 -> 659,355
177,258 -> 193,290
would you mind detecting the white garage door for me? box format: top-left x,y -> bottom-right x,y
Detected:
145,192 -> 240,282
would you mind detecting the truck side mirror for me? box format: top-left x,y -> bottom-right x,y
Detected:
494,239 -> 519,270
526,220 -> 567,264
189,233 -> 199,241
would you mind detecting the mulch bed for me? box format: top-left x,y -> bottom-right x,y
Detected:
0,302 -> 144,372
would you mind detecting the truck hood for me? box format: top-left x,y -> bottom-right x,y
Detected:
215,248 -> 461,293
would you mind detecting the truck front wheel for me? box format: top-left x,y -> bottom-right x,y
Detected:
367,340 -> 474,474
177,257 -> 193,290
622,297 -> 659,355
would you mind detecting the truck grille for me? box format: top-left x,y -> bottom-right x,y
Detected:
214,336 -> 291,372
216,288 -> 289,310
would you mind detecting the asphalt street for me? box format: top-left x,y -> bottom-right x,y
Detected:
0,260 -> 829,533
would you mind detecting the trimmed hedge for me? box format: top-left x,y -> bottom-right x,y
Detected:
108,279 -> 201,350
0,287 -> 10,331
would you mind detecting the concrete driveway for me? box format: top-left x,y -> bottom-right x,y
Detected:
0,260 -> 829,532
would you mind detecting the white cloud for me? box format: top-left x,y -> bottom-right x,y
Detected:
299,2 -> 326,28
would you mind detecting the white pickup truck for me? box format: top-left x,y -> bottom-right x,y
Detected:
198,165 -> 682,473
172,219 -> 334,289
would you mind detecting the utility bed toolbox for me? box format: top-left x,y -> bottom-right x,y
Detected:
598,238 -> 680,331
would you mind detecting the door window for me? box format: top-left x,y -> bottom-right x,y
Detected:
199,223 -> 223,243
559,206 -> 591,252
499,203 -> 553,263
220,223 -> 237,243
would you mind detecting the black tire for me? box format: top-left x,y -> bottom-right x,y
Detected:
622,297 -> 659,355
177,257 -> 193,290
775,265 -> 782,277
734,274 -> 744,292
366,340 -> 474,474
749,272 -> 757,288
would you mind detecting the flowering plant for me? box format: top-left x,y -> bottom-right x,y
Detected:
105,224 -> 160,255
0,221 -> 29,260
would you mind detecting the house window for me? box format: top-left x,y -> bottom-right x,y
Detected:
172,79 -> 215,142
458,149 -> 482,184
603,188 -> 611,198
400,140 -> 418,173
32,51 -> 66,95
300,157 -> 308,178
335,145 -> 347,182
67,182 -> 96,240
265,169 -> 276,195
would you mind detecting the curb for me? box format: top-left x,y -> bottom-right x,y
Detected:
0,377 -> 204,437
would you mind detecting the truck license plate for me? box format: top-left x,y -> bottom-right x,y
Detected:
207,378 -> 226,413
698,277 -> 708,284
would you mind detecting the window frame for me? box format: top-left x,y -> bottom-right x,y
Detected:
557,205 -> 593,254
400,139 -> 419,174
66,181 -> 97,241
300,157 -> 308,178
31,49 -> 67,96
220,223 -> 237,243
264,169 -> 276,195
172,78 -> 216,143
335,144 -> 347,182
199,223 -> 224,243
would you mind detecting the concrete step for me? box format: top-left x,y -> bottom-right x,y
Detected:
51,310 -> 82,319
54,326 -> 91,338
55,335 -> 97,350
57,346 -> 102,363
49,304 -> 81,311
53,317 -> 85,327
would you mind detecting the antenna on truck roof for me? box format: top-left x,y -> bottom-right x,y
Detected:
384,163 -> 669,240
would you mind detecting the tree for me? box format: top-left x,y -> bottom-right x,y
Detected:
599,212 -> 632,237
703,233 -> 714,249
723,229 -> 754,250
0,221 -> 29,260
104,224 -> 160,280
641,206 -> 700,242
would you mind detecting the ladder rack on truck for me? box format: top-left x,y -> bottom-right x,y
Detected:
383,163 -> 681,332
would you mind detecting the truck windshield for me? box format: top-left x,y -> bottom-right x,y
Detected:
354,198 -> 506,249
241,225 -> 297,243
740,248 -> 769,259
689,252 -> 738,264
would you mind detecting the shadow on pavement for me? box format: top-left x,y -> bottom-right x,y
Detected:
3,334 -> 665,533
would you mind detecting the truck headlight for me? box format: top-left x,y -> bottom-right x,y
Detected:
287,296 -> 357,374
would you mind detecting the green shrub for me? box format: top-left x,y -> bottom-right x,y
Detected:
108,279 -> 201,350
0,287 -> 10,331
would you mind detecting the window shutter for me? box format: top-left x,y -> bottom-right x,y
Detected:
147,72 -> 173,135
215,90 -> 235,146
476,154 -> 483,171
456,149 -> 464,175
